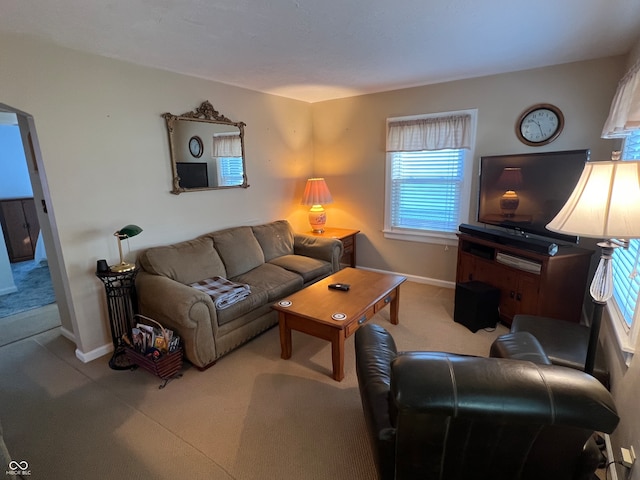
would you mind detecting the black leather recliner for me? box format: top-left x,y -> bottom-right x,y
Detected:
355,323 -> 619,480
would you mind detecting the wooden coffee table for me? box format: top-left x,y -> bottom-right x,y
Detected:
273,268 -> 406,381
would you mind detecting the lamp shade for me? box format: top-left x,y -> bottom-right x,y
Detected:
497,167 -> 523,190
117,224 -> 143,238
546,160 -> 640,239
301,178 -> 333,206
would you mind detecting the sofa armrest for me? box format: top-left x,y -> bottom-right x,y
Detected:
293,234 -> 343,272
136,271 -> 219,368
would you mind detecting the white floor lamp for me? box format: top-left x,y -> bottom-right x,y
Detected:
547,154 -> 640,375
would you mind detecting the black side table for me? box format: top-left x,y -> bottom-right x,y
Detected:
96,268 -> 138,369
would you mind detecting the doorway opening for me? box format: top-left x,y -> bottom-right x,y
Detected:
0,105 -> 76,347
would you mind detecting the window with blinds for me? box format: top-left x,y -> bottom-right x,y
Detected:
612,130 -> 640,327
384,110 -> 477,243
390,149 -> 464,232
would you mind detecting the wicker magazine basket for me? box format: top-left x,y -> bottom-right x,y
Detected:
125,314 -> 183,389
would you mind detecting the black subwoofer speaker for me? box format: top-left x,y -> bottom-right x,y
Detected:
454,281 -> 500,332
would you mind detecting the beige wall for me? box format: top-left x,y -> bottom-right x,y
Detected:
311,57 -> 625,283
0,33 -> 315,356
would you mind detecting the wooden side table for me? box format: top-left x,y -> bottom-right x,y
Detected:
306,227 -> 360,268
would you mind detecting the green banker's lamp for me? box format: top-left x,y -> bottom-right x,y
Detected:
110,224 -> 143,273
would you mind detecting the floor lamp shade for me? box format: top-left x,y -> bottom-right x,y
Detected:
546,158 -> 640,375
546,160 -> 640,239
301,178 -> 333,233
110,224 -> 143,273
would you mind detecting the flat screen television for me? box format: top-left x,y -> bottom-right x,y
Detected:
176,162 -> 208,189
477,149 -> 590,244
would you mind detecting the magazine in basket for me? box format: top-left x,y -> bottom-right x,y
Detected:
124,315 -> 183,386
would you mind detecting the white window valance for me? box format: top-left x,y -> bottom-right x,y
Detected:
213,134 -> 242,157
602,60 -> 640,138
386,114 -> 472,152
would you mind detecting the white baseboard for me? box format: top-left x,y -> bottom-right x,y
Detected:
59,326 -> 75,342
357,265 -> 456,289
75,342 -> 113,364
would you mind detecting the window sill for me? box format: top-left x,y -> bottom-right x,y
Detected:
605,301 -> 636,367
382,228 -> 459,246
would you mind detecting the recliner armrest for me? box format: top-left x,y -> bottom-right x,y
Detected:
490,331 -> 552,364
355,324 -> 398,480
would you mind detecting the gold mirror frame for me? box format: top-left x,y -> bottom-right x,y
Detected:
162,101 -> 248,194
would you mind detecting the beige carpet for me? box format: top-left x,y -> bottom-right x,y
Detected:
0,303 -> 61,347
0,281 -> 509,480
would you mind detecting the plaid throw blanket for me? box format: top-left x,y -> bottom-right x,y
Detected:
190,276 -> 251,310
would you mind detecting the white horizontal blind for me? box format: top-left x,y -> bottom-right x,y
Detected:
218,157 -> 244,186
390,149 -> 464,232
612,130 -> 640,326
613,239 -> 640,326
624,130 -> 640,157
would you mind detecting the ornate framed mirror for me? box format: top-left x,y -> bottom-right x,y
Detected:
162,101 -> 248,194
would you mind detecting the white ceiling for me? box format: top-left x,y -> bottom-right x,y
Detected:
3,0 -> 640,103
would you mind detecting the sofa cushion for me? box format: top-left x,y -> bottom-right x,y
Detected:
268,254 -> 331,283
215,289 -> 269,327
212,226 -> 265,278
138,237 -> 227,285
232,263 -> 303,302
252,220 -> 295,261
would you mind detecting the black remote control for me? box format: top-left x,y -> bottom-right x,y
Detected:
328,283 -> 350,291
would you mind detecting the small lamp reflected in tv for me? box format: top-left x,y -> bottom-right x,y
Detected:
497,167 -> 523,217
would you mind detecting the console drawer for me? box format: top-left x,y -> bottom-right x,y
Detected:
374,291 -> 396,313
341,235 -> 354,251
345,307 -> 375,337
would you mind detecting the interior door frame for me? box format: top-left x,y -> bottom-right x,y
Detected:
1,103 -> 79,347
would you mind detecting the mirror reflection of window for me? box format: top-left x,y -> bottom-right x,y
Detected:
217,158 -> 244,186
213,133 -> 243,187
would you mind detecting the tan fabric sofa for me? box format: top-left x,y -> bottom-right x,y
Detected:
136,220 -> 343,369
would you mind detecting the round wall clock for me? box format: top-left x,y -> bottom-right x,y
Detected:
188,136 -> 203,158
516,103 -> 564,146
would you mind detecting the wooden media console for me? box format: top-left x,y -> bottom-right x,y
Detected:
456,233 -> 593,326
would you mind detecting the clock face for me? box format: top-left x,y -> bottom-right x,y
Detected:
189,136 -> 203,158
516,104 -> 564,146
